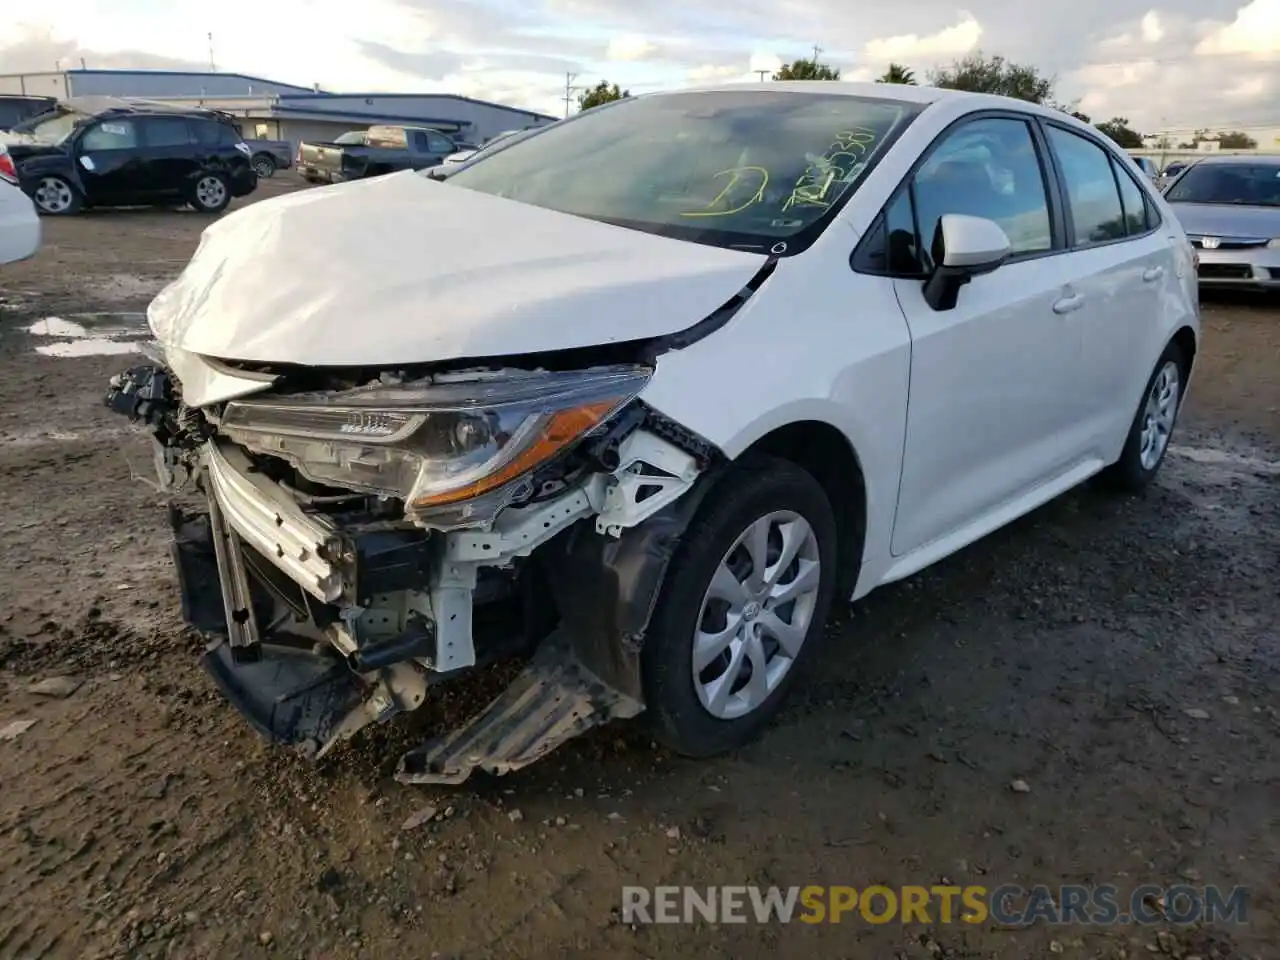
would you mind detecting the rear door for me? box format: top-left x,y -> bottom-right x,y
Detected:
1040,123 -> 1176,455
73,118 -> 144,204
137,116 -> 199,197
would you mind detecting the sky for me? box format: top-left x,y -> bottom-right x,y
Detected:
4,0 -> 1280,135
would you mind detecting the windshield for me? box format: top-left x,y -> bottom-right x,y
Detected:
23,111 -> 81,145
1166,163 -> 1280,206
445,91 -> 920,253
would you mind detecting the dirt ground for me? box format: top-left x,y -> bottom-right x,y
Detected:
0,176 -> 1276,960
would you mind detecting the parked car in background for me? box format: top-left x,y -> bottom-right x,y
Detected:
298,130 -> 367,183
0,143 -> 40,263
3,99 -> 257,215
431,125 -> 549,179
439,128 -> 523,169
241,138 -> 293,179
1132,156 -> 1158,180
104,83 -> 1198,784
1163,154 -> 1280,290
297,124 -> 459,183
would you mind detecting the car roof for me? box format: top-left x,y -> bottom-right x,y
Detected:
59,96 -> 232,121
1180,153 -> 1280,167
646,80 -> 1067,115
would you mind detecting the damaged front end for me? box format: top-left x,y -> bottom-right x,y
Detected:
105,355 -> 719,784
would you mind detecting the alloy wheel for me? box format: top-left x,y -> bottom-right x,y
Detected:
195,176 -> 227,210
692,510 -> 822,720
35,177 -> 73,214
1139,360 -> 1180,471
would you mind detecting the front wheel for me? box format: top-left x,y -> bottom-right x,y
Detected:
641,457 -> 838,757
190,173 -> 231,213
251,154 -> 277,178
1102,341 -> 1186,491
32,175 -> 82,216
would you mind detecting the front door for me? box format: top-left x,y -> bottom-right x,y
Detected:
73,118 -> 144,204
889,115 -> 1086,556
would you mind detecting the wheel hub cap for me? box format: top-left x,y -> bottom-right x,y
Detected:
691,510 -> 823,721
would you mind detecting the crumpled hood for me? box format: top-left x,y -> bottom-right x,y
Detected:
148,170 -> 768,366
1169,201 -> 1280,238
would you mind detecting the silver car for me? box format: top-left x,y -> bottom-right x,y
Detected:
1163,155 -> 1280,289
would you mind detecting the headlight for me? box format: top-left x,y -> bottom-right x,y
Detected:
219,365 -> 650,523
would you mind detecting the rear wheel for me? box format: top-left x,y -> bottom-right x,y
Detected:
32,175 -> 82,216
190,173 -> 231,213
641,457 -> 838,757
1102,341 -> 1186,491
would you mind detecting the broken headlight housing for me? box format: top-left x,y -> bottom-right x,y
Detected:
219,365 -> 650,525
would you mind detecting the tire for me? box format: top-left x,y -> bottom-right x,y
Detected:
641,456 -> 839,757
251,154 -> 276,179
1101,340 -> 1186,492
31,175 -> 82,216
190,173 -> 231,213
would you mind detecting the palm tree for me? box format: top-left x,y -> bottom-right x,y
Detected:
877,63 -> 917,85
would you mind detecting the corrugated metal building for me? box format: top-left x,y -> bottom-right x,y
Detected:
0,69 -> 556,147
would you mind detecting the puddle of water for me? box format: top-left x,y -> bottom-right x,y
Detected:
22,312 -> 151,358
1169,444 -> 1280,475
34,340 -> 143,358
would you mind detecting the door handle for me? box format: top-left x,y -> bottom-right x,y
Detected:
1142,265 -> 1164,282
1052,294 -> 1084,315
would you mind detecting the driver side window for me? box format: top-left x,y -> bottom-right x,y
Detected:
912,118 -> 1053,269
80,120 -> 138,152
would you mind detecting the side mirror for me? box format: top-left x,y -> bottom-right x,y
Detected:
922,214 -> 1012,311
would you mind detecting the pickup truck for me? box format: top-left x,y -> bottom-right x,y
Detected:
297,125 -> 462,183
241,137 -> 293,179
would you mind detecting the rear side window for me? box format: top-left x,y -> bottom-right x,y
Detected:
1112,159 -> 1154,235
1046,126 -> 1126,246
81,120 -> 137,151
143,117 -> 194,148
192,119 -> 238,146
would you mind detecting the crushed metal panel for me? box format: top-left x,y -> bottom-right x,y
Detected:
395,630 -> 643,786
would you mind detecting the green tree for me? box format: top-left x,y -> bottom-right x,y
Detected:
773,57 -> 841,81
1095,117 -> 1145,149
928,51 -> 1054,104
876,63 -> 917,85
577,81 -> 630,111
1217,130 -> 1257,149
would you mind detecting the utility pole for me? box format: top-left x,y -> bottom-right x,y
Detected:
562,72 -> 580,118
208,32 -> 216,72
754,70 -> 769,82
811,44 -> 823,63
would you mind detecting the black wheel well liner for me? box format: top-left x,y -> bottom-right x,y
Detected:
1171,325 -> 1197,379
739,420 -> 867,598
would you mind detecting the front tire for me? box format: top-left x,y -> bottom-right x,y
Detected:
31,175 -> 82,216
641,457 -> 838,757
251,154 -> 277,178
1102,341 -> 1186,492
190,173 -> 231,213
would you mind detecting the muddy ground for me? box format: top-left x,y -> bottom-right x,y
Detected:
0,176 -> 1276,960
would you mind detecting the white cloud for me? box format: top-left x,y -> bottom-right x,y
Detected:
863,15 -> 983,63
1196,0 -> 1280,54
1140,10 -> 1164,42
686,64 -> 743,83
606,35 -> 657,60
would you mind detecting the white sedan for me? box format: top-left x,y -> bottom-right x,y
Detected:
107,82 -> 1198,783
0,144 -> 39,264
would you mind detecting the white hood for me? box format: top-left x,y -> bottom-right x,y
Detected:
148,171 -> 767,366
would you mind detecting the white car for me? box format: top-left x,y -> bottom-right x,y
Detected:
0,144 -> 40,264
105,82 -> 1198,784
437,128 -> 528,170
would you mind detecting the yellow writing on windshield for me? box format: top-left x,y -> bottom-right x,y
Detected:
680,166 -> 770,218
783,127 -> 879,212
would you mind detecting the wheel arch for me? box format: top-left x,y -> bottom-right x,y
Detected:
738,419 -> 868,598
1170,324 -> 1197,381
